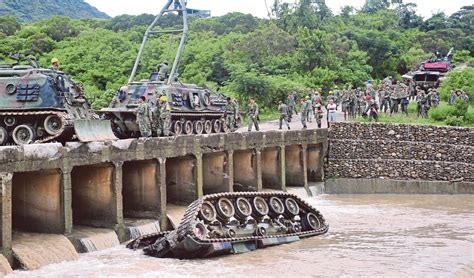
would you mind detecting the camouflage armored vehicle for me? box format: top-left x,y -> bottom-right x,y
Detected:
0,55 -> 116,145
128,192 -> 329,258
100,0 -> 234,138
403,48 -> 454,89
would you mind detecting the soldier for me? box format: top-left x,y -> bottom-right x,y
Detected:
390,82 -> 401,115
136,96 -> 152,138
287,92 -> 296,120
247,97 -> 259,132
415,90 -> 428,118
225,97 -> 236,132
156,60 -> 169,81
341,91 -> 351,120
158,96 -> 171,136
232,98 -> 240,129
278,101 -> 290,130
50,58 -> 60,71
448,90 -> 457,105
364,95 -> 379,122
378,87 -> 387,113
400,88 -> 409,116
314,99 -> 324,128
430,89 -> 440,107
356,93 -> 365,117
301,96 -> 312,129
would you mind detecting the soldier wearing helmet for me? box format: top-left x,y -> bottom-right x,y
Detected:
157,95 -> 171,136
50,58 -> 59,71
156,60 -> 169,81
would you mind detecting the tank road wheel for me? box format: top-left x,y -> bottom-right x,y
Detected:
12,125 -> 36,145
172,121 -> 182,136
203,120 -> 212,134
212,119 -> 222,133
44,115 -> 63,136
194,221 -> 208,240
193,121 -> 204,135
284,198 -> 300,217
183,120 -> 193,135
4,116 -> 16,127
252,196 -> 269,217
302,212 -> 321,231
0,127 -> 8,145
216,198 -> 235,220
199,201 -> 217,223
235,197 -> 253,220
268,197 -> 285,216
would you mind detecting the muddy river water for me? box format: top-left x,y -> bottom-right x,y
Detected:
8,194 -> 474,277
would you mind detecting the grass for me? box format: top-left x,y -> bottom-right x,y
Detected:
352,101 -> 474,127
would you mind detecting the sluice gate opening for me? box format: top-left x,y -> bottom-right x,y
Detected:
71,164 -> 120,252
307,144 -> 323,182
11,170 -> 79,270
262,147 -> 283,190
122,160 -> 162,240
233,150 -> 258,192
203,153 -> 230,195
285,145 -> 306,187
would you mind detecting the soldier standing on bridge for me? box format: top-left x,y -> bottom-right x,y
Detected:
314,99 -> 324,128
247,98 -> 259,132
158,96 -> 171,136
287,92 -> 296,120
278,101 -> 290,130
225,97 -> 236,132
136,96 -> 152,138
300,96 -> 312,129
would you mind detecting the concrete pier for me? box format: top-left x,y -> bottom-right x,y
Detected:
0,129 -> 327,267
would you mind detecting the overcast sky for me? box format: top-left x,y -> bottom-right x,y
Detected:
84,0 -> 471,19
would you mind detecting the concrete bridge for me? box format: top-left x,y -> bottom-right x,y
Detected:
0,129 -> 327,266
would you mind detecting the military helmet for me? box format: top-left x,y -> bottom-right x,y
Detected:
160,96 -> 168,102
51,58 -> 59,64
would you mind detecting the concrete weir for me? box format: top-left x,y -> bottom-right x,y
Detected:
0,129 -> 327,269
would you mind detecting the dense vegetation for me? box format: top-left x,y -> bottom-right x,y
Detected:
0,0 -> 109,22
0,0 -> 472,116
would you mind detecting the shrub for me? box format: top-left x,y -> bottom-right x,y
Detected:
429,102 -> 455,121
445,116 -> 464,126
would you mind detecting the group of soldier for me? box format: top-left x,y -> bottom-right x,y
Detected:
448,89 -> 470,105
136,95 -> 172,138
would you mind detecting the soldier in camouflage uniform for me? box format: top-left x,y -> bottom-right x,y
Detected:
415,90 -> 428,118
247,97 -> 259,132
364,95 -> 379,123
156,61 -> 169,81
341,91 -> 351,120
287,92 -> 296,120
225,97 -> 236,132
136,96 -> 152,137
300,96 -> 311,129
314,99 -> 323,128
157,96 -> 171,136
390,83 -> 401,115
278,101 -> 290,130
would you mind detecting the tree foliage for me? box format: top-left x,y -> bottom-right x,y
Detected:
0,2 -> 472,110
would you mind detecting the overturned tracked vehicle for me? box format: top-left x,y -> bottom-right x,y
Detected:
0,58 -> 116,145
100,0 -> 232,138
128,192 -> 329,258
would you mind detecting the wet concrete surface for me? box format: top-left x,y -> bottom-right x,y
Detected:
8,194 -> 474,277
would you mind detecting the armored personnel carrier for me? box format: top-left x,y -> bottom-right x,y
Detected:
403,48 -> 454,89
128,192 -> 329,258
100,0 -> 234,138
0,56 -> 116,145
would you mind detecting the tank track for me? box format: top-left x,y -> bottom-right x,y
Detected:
129,192 -> 328,259
0,110 -> 73,145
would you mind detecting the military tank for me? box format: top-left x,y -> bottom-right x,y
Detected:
100,0 -> 234,138
127,192 -> 329,258
0,55 -> 116,145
